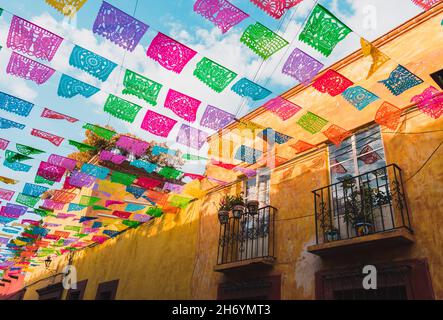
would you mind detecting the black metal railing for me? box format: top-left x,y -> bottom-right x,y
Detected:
313,164 -> 412,245
217,206 -> 276,265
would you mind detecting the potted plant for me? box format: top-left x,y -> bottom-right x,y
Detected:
342,180 -> 375,237
318,201 -> 340,242
231,193 -> 245,219
218,195 -> 233,224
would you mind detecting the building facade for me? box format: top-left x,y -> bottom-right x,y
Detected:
3,4 -> 443,300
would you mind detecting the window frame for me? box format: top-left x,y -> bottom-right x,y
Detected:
95,279 -> 119,300
242,167 -> 271,208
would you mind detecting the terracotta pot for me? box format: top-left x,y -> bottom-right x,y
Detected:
246,200 -> 259,215
218,210 -> 229,224
354,222 -> 373,236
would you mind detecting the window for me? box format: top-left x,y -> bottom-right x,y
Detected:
36,283 -> 64,300
66,279 -> 88,300
430,68 -> 443,90
244,167 -> 271,208
95,280 -> 119,300
328,125 -> 387,185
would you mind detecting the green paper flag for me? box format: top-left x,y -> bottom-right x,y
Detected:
193,57 -> 237,93
146,207 -> 163,218
73,233 -> 88,238
0,8 -> 3,17
168,195 -> 193,209
240,22 -> 288,60
83,123 -> 116,140
34,208 -> 52,217
16,144 -> 45,155
35,175 -> 56,186
122,220 -> 141,228
158,167 -> 182,180
104,94 -> 142,123
298,4 -> 352,57
16,193 -> 40,208
92,205 -> 111,211
122,69 -> 162,106
5,150 -> 33,162
111,171 -> 137,186
182,154 -> 208,161
79,195 -> 101,206
64,225 -> 81,232
296,111 -> 328,134
68,140 -> 96,152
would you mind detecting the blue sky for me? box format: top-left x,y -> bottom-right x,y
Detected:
0,0 -> 423,201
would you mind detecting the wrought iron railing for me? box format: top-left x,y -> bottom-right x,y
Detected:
312,164 -> 412,245
217,206 -> 276,265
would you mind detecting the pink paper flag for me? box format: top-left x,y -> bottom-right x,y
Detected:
164,89 -> 201,122
0,138 -> 10,150
99,150 -> 127,165
146,33 -> 197,73
37,161 -> 66,182
141,110 -> 177,137
6,52 -> 55,85
48,154 -> 77,171
263,97 -> 302,120
32,129 -> 64,146
41,108 -> 79,123
115,136 -> 150,157
0,188 -> 15,201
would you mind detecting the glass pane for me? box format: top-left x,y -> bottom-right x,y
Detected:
330,158 -> 355,185
329,137 -> 353,163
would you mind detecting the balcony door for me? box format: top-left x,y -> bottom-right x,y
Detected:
326,125 -> 393,239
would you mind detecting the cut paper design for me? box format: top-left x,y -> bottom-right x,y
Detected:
48,154 -> 77,171
69,140 -> 96,152
125,203 -> 145,212
360,38 -> 389,79
126,185 -> 145,199
135,177 -> 162,189
176,124 -> 208,150
23,183 -> 48,197
0,189 -> 14,201
0,117 -> 25,130
330,159 -> 347,174
158,167 -> 182,180
282,48 -> 324,84
7,52 -> 55,85
99,150 -> 127,165
37,161 -> 66,182
7,15 -> 63,61
83,123 -> 116,140
146,33 -> 197,74
58,74 -> 100,99
130,160 -> 157,173
81,163 -> 110,179
0,91 -> 34,117
69,171 -> 95,188
411,86 -> 443,119
240,22 -> 288,59
195,4 -> 248,33
0,138 -> 9,150
35,175 -> 56,185
44,0 -> 88,16
112,211 -> 131,219
211,159 -> 237,170
193,57 -> 237,92
104,94 -> 142,123
263,97 -> 301,120
111,171 -> 136,186
79,195 -> 100,206
183,154 -> 208,161
93,1 -> 149,52
152,146 -> 176,156
141,110 -> 177,137
67,203 -> 87,212
163,182 -> 184,194
411,0 -> 441,10
233,166 -> 256,177
249,0 -> 303,19
231,78 -> 272,101
5,150 -> 32,163
296,111 -> 328,134
31,129 -> 64,146
258,128 -> 292,144
299,4 -> 352,57
234,145 -> 262,164
322,124 -> 352,146
69,45 -> 117,81
164,89 -> 201,122
122,70 -> 162,106
341,86 -> 379,110
358,145 -> 381,165
200,105 -> 235,131
116,136 -> 149,157
105,200 -> 125,207
0,176 -> 18,184
16,144 -> 44,155
378,65 -> 423,96
312,69 -> 353,96
51,190 -> 77,203
168,195 -> 192,209
41,108 -> 79,123
132,214 -> 152,223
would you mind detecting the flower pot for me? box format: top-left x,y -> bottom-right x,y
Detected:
218,210 -> 229,224
354,221 -> 373,236
232,205 -> 245,219
325,230 -> 339,242
246,200 -> 259,215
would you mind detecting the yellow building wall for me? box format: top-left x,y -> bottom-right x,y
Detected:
20,5 -> 443,300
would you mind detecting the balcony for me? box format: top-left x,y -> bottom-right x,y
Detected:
214,206 -> 276,273
308,164 -> 414,256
